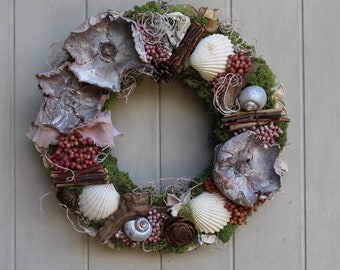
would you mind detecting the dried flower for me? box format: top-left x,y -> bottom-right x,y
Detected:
213,131 -> 282,207
56,188 -> 79,212
163,216 -> 197,247
63,11 -> 147,92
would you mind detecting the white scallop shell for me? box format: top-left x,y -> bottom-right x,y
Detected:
189,192 -> 231,234
189,34 -> 234,81
79,183 -> 120,221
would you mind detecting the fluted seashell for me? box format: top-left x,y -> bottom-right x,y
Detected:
189,192 -> 231,234
189,34 -> 234,81
78,183 -> 120,221
238,85 -> 267,111
124,217 -> 153,241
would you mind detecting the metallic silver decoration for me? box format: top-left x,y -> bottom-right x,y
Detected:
124,217 -> 153,242
238,85 -> 267,111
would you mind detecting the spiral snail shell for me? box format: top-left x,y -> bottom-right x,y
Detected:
124,217 -> 153,241
238,85 -> 267,111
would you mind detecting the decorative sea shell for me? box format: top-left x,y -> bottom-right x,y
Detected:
238,85 -> 267,111
78,183 -> 120,221
189,192 -> 231,234
124,217 -> 153,241
189,34 -> 234,81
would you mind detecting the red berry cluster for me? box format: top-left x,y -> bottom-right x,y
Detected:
139,26 -> 169,63
212,51 -> 252,91
146,209 -> 169,244
234,122 -> 283,145
204,177 -> 220,193
47,132 -> 101,171
226,51 -> 252,78
224,199 -> 265,225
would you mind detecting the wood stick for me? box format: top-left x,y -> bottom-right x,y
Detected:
95,193 -> 156,243
166,22 -> 207,73
222,109 -> 283,124
228,117 -> 290,131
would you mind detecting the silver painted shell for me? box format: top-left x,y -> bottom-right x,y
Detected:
124,217 -> 153,242
238,85 -> 267,111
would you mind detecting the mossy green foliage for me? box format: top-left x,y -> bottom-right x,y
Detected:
178,205 -> 193,221
222,26 -> 254,53
110,237 -> 198,254
152,239 -> 199,254
168,4 -> 208,26
101,154 -> 136,194
124,1 -> 165,20
217,223 -> 238,243
88,218 -> 107,229
248,59 -> 276,94
247,58 -> 276,111
247,57 -> 289,148
102,93 -> 118,112
276,121 -> 289,148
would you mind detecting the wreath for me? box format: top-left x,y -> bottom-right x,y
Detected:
27,1 -> 290,254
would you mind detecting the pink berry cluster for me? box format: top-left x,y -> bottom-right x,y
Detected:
47,132 -> 101,171
212,51 -> 252,91
146,209 -> 169,243
226,51 -> 252,78
138,25 -> 169,63
234,122 -> 283,145
224,199 -> 265,225
114,209 -> 169,248
204,177 -> 220,193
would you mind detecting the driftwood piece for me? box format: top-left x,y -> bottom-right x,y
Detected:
95,193 -> 155,243
166,22 -> 207,73
221,62 -> 263,110
50,164 -> 109,187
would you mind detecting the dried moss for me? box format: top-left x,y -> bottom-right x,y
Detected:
247,60 -> 276,93
178,205 -> 193,221
277,121 -> 289,148
217,223 -> 238,243
102,93 -> 118,112
124,1 -> 165,20
101,154 -> 136,194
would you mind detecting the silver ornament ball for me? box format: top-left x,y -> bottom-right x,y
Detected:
238,85 -> 267,111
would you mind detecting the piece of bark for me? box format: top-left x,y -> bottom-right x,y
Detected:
95,193 -> 155,243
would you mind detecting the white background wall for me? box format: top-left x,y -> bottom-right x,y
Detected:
1,0 -> 339,269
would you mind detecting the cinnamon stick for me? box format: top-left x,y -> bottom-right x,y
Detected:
50,163 -> 109,187
166,22 -> 207,73
228,117 -> 290,131
222,109 -> 283,125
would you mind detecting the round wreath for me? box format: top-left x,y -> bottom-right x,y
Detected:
27,1 -> 290,254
